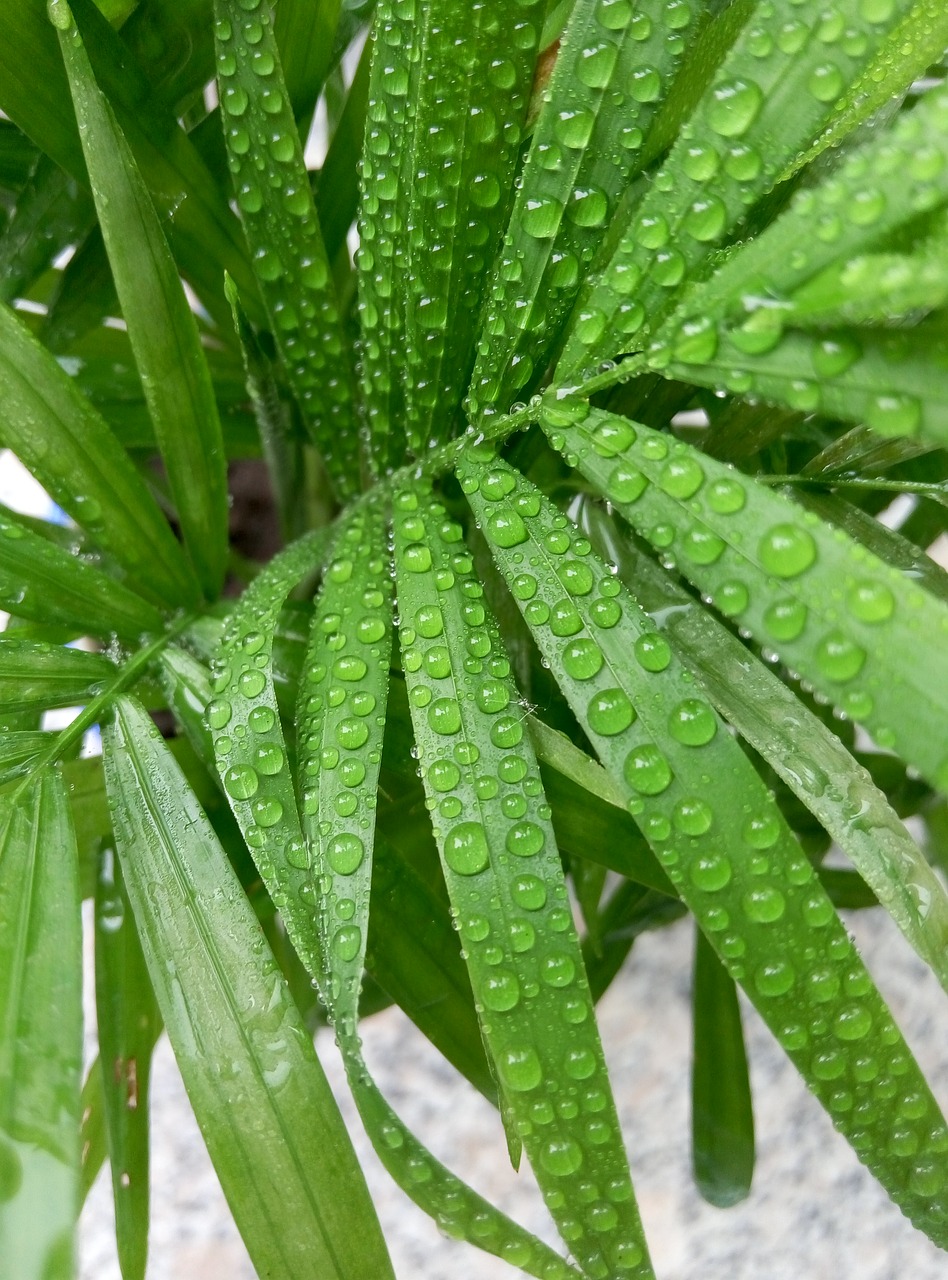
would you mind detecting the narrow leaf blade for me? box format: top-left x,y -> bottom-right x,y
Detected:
0,770 -> 82,1280
103,695 -> 395,1280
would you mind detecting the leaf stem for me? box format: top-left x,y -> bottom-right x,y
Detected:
761,474 -> 947,497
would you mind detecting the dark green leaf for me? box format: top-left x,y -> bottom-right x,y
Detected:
692,927 -> 755,1207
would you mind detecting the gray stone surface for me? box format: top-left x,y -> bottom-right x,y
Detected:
79,907 -> 947,1279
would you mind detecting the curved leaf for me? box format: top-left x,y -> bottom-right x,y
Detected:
578,499 -> 948,994
542,403 -> 948,791
463,452 -> 948,1247
558,0 -> 922,376
0,300 -> 199,608
0,638 -> 115,718
0,504 -> 163,642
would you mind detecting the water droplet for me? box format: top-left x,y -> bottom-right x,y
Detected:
758,524 -> 816,578
540,1139 -> 583,1177
668,698 -> 717,746
707,79 -> 763,138
482,970 -> 521,1011
207,699 -> 233,730
815,631 -> 866,682
224,765 -> 259,800
562,638 -> 604,681
624,744 -> 672,795
500,1046 -> 542,1091
587,688 -> 634,736
444,822 -> 490,875
754,960 -> 795,997
506,821 -> 545,857
428,698 -> 462,735
634,633 -> 671,672
328,833 -> 364,875
847,581 -> 894,624
742,885 -> 785,923
690,853 -> 732,891
238,669 -> 267,698
511,874 -> 547,910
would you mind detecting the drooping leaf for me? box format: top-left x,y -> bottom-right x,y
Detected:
578,498 -> 948,994
0,770 -> 82,1280
0,638 -> 115,718
691,927 -> 755,1208
93,845 -> 162,1280
56,2 -> 230,598
463,452 -> 948,1247
393,484 -> 654,1279
214,0 -> 360,500
0,503 -> 164,642
542,402 -> 948,792
103,695 -> 395,1280
0,299 -> 200,609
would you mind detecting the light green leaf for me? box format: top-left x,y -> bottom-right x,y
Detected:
209,529 -> 332,981
463,452 -> 948,1247
214,0 -> 360,500
691,928 -> 754,1208
56,3 -> 230,599
0,299 -> 200,608
393,484 -> 654,1279
94,845 -> 162,1280
0,770 -> 82,1280
291,503 -> 584,1277
103,695 -> 394,1280
543,403 -> 948,791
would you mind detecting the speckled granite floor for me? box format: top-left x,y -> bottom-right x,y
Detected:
79,906 -> 947,1280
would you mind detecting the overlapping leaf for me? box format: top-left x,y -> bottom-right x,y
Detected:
467,0 -> 702,419
0,300 -> 199,608
558,0 -> 921,376
208,529 -> 330,979
357,0 -> 544,463
103,695 -> 394,1280
542,402 -> 948,792
214,0 -> 360,499
393,485 -> 654,1279
462,452 -> 948,1245
595,502 -> 948,989
57,4 -> 230,599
